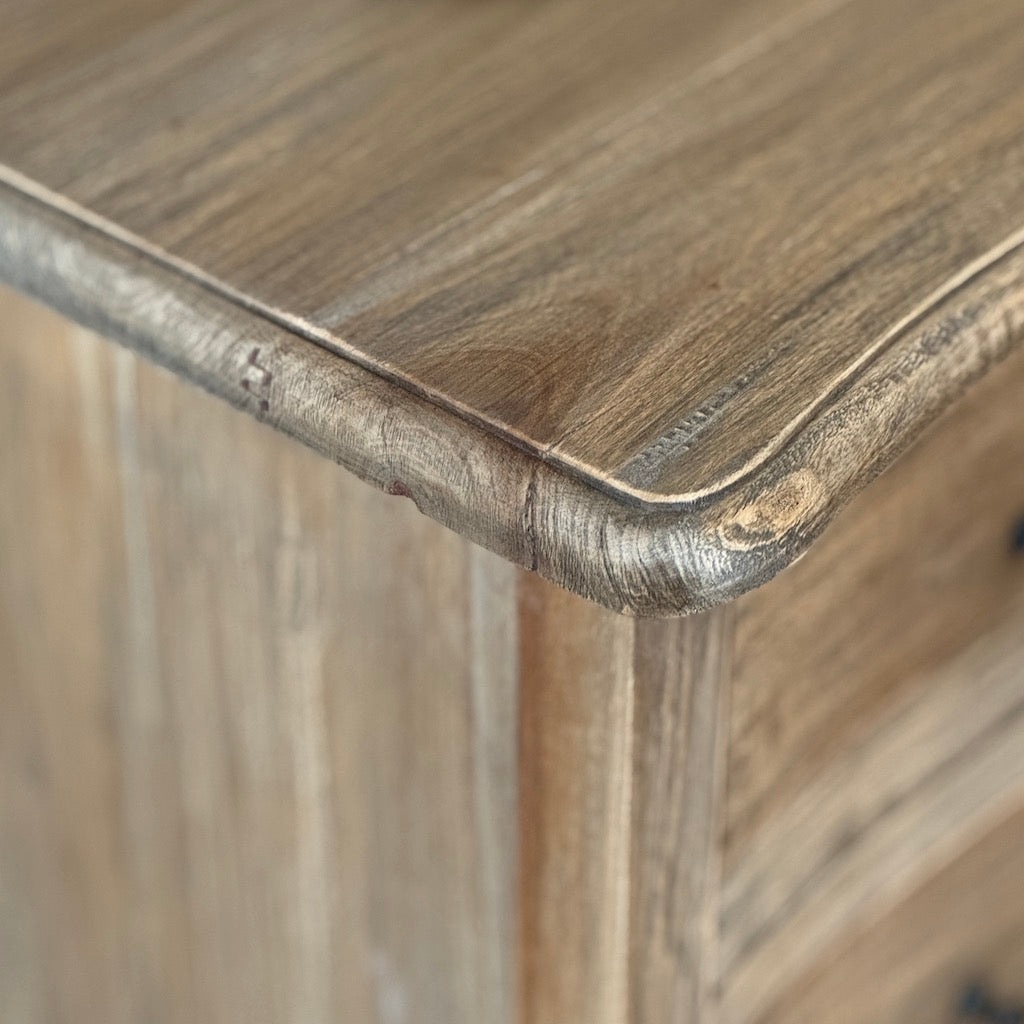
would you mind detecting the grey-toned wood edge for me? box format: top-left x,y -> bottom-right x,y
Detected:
1,181 -> 1022,615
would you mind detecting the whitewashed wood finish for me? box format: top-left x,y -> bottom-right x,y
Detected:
0,289 -> 520,1024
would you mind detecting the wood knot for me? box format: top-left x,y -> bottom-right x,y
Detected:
718,469 -> 823,550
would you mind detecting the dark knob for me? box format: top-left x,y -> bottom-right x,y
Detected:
1013,515 -> 1024,553
959,983 -> 1023,1023
961,983 -> 990,1018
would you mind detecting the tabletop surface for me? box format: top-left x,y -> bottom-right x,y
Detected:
1,0 -> 1023,612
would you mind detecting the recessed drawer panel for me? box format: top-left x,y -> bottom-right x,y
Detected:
719,344 -> 1024,1021
760,802 -> 1024,1024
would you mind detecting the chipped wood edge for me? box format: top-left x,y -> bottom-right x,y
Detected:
1,182 -> 1022,615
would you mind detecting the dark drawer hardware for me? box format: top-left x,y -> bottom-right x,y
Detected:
960,983 -> 1023,1023
1013,516 -> 1024,553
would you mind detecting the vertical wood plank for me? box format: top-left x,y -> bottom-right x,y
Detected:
629,614 -> 732,1024
517,578 -> 637,1024
517,575 -> 731,1024
0,286 -> 519,1024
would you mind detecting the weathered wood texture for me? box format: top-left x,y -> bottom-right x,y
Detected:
2,0 -> 1024,505
4,286 -> 1024,1024
761,803 -> 1024,1024
0,289 -> 520,1024
2,0 -> 1024,612
517,580 -> 732,1024
0,289 -> 731,1023
722,343 -> 1024,1020
3,184 -> 1021,616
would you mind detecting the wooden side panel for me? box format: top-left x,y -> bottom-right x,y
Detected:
0,280 -> 139,1024
0,286 -> 519,1024
517,576 -> 731,1024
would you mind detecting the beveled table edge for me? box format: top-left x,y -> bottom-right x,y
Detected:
1,180 -> 1021,615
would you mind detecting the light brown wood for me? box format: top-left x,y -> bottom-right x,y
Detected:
723,599 -> 1024,1020
2,0 -> 1024,504
517,579 -> 732,1024
719,344 -> 1024,1020
0,288 -> 520,1024
4,285 -> 1024,1024
728,342 -> 1024,867
2,0 -> 1024,612
0,287 -> 733,1023
4,184 -> 1021,615
762,803 -> 1024,1024
4,2 -> 1024,1002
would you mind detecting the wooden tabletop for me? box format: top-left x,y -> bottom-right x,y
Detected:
1,0 -> 1023,613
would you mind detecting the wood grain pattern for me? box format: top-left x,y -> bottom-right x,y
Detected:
0,287 -> 735,1024
3,181 -> 1021,615
517,578 -> 732,1024
6,286 -> 1024,1024
718,344 -> 1024,1020
2,0 -> 1024,506
761,802 -> 1024,1024
728,341 -> 1024,866
730,603 -> 1024,1023
723,598 -> 1024,1020
1,0 -> 1024,613
0,288 -> 520,1024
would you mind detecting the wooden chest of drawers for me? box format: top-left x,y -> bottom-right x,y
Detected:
3,284 -> 1023,1023
1,1 -> 1024,1022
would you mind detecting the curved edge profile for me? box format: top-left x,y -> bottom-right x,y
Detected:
1,182 -> 1022,615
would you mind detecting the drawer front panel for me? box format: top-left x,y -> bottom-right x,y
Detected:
721,345 -> 1024,1020
761,804 -> 1024,1024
